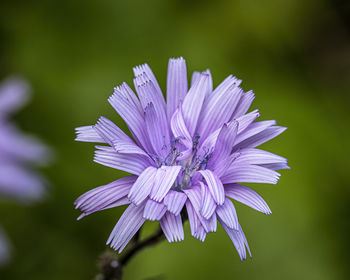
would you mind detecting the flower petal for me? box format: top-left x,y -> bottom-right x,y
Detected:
182,73 -> 211,136
200,182 -> 216,219
231,90 -> 255,119
164,190 -> 187,216
221,164 -> 280,184
143,199 -> 167,221
216,197 -> 239,230
209,122 -> 238,177
197,76 -> 242,139
75,126 -> 105,143
170,105 -> 192,160
94,146 -> 152,175
133,63 -> 166,108
225,184 -> 271,214
235,109 -> 260,133
166,57 -> 188,121
197,170 -> 225,205
160,212 -> 184,242
234,125 -> 286,150
75,176 -> 136,218
150,165 -> 182,202
108,91 -> 152,152
107,203 -> 146,253
128,166 -> 157,205
219,219 -> 251,261
114,82 -> 143,114
144,103 -> 170,157
234,148 -> 288,166
94,116 -> 131,145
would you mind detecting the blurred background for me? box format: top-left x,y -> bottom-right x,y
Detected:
0,0 -> 349,279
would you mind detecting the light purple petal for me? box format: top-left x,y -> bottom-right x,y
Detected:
128,166 -> 157,205
114,82 -> 143,114
259,162 -> 290,170
170,106 -> 192,160
94,116 -> 131,145
200,182 -> 216,219
166,57 -> 188,121
186,200 -> 199,236
231,90 -> 255,119
221,164 -> 280,184
219,219 -> 251,261
107,203 -> 146,253
112,138 -> 149,157
150,165 -> 182,202
74,176 -> 136,218
197,170 -> 225,205
108,91 -> 152,153
182,73 -> 211,136
75,125 -> 105,143
144,103 -> 170,157
183,186 -> 215,233
234,125 -> 286,150
133,63 -> 166,108
197,76 -> 241,139
235,109 -> 260,133
225,184 -> 271,214
190,71 -> 201,87
164,190 -> 187,216
216,197 -> 239,230
209,122 -> 238,176
94,146 -> 153,175
143,199 -> 167,221
160,212 -> 184,242
234,148 -> 288,166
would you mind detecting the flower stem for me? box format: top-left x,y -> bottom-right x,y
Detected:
97,227 -> 165,280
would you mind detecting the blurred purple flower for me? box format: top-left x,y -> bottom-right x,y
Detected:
75,57 -> 289,260
0,77 -> 50,265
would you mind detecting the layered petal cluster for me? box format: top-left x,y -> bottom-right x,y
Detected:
0,77 -> 50,265
75,57 -> 289,260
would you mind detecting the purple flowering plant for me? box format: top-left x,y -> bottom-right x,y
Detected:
0,77 -> 49,265
75,57 -> 289,265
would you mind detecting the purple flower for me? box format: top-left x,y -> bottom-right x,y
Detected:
0,77 -> 50,265
75,57 -> 289,260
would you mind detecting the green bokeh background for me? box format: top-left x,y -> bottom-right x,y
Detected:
0,0 -> 349,279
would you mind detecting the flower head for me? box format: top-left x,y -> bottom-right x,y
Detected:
0,77 -> 50,265
75,57 -> 289,260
